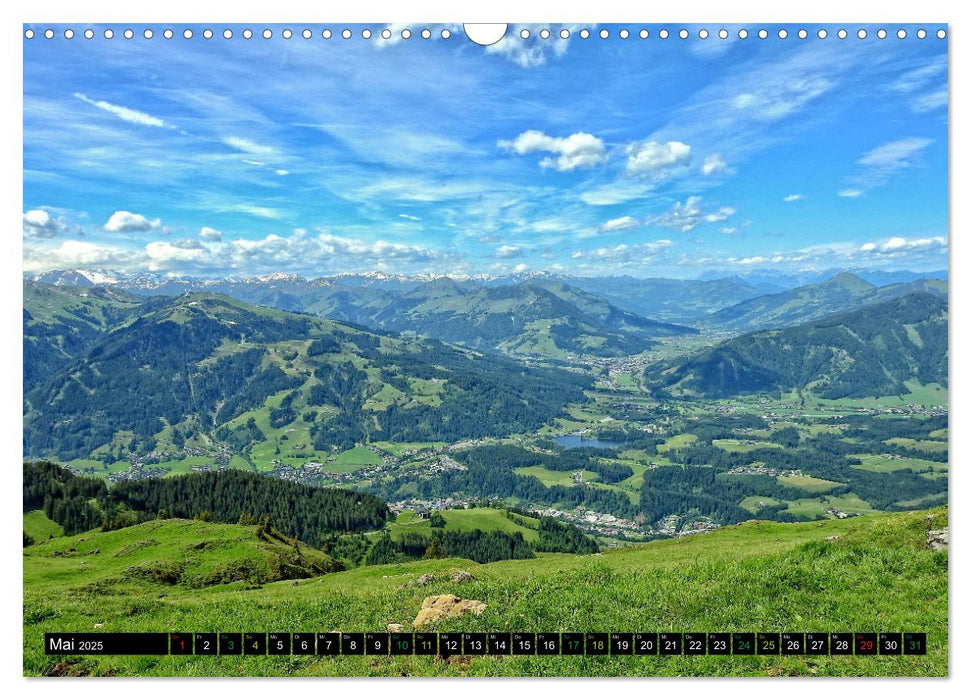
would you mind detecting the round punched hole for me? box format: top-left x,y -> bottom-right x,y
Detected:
44,28 -> 54,39
302,29 -> 312,39
143,28 -> 153,39
837,29 -> 848,39
441,28 -> 451,39
420,28 -> 430,39
897,29 -> 907,39
699,29 -> 709,39
24,28 -> 34,39
282,28 -> 292,39
679,29 -> 688,39
104,28 -> 114,39
85,29 -> 95,39
580,28 -> 590,39
262,29 -> 272,39
917,29 -> 927,39
818,28 -> 828,39
600,29 -> 609,39
738,28 -> 748,39
620,28 -> 630,39
65,29 -> 75,39
778,28 -> 788,39
342,29 -> 351,39
877,28 -> 887,39
520,29 -> 530,39
184,29 -> 193,39
798,29 -> 808,39
401,28 -> 411,39
560,29 -> 570,39
857,29 -> 867,39
362,29 -> 373,39
381,28 -> 392,39
758,29 -> 768,39
639,29 -> 649,39
540,28 -> 551,40
659,28 -> 669,39
223,29 -> 232,39
718,29 -> 728,39
937,29 -> 947,39
123,28 -> 134,39
322,29 -> 332,39
242,28 -> 252,39
163,29 -> 173,39
203,28 -> 213,39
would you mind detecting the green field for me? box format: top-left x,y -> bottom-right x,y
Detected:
783,493 -> 878,519
713,439 -> 783,454
514,465 -> 600,487
850,454 -> 947,476
23,510 -> 64,541
333,446 -> 383,467
24,508 -> 947,677
776,474 -> 843,494
388,508 -> 541,543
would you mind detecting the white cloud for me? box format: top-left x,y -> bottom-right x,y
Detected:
513,263 -> 530,274
275,169 -> 290,176
783,194 -> 806,202
570,240 -> 672,263
838,189 -> 863,198
647,196 -> 735,232
598,216 -> 640,234
23,209 -> 67,238
398,213 -> 421,221
103,210 -> 162,233
23,240 -> 141,272
223,137 -> 278,158
499,130 -> 607,171
198,227 -> 222,242
701,153 -> 729,176
495,245 -> 523,259
73,92 -> 167,128
145,239 -> 208,266
625,141 -> 691,177
484,24 -> 582,68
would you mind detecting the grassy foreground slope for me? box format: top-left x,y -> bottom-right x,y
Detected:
25,508 -> 947,677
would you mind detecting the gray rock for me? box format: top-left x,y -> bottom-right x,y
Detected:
927,527 -> 948,551
450,570 -> 474,583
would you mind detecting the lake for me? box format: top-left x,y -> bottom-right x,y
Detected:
553,434 -> 627,450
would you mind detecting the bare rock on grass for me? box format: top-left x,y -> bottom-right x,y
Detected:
413,594 -> 487,627
927,527 -> 948,551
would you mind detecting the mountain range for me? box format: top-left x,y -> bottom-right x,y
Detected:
702,272 -> 948,332
647,292 -> 948,399
23,288 -> 592,462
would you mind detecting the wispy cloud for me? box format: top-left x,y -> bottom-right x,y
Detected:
74,92 -> 167,128
843,137 -> 933,195
646,196 -> 735,233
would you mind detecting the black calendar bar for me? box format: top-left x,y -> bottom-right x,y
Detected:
43,632 -> 928,656
45,633 -> 169,655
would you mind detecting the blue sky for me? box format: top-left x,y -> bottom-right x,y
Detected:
23,24 -> 948,278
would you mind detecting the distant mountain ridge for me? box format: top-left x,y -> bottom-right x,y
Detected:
703,272 -> 947,332
27,272 -> 699,360
648,292 -> 948,399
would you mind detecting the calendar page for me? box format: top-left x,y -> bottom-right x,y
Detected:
22,21 -> 948,679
